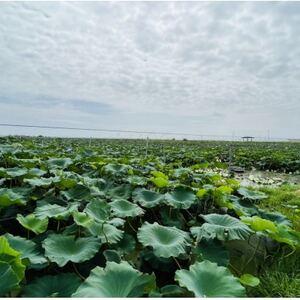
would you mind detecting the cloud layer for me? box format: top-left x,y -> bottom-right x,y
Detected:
0,2 -> 299,139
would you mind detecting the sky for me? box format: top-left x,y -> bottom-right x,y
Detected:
0,1 -> 299,140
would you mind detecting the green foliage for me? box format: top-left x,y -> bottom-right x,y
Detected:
138,222 -> 191,258
16,214 -> 48,234
239,274 -> 260,287
73,261 -> 156,297
191,213 -> 253,241
0,137 -> 299,297
22,273 -> 81,297
42,234 -> 101,267
175,260 -> 245,297
0,236 -> 26,296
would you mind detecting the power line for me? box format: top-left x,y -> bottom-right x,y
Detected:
0,123 -> 232,138
0,122 -> 289,141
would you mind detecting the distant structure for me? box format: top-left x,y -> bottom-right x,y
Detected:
241,136 -> 254,142
288,139 -> 300,142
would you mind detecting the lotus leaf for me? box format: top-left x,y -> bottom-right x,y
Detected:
72,261 -> 155,297
239,274 -> 260,287
0,188 -> 26,207
0,167 -> 27,178
269,224 -> 300,248
84,199 -> 110,222
103,249 -> 122,263
150,177 -> 169,188
160,285 -> 187,297
109,199 -> 144,218
35,203 -> 78,220
257,209 -> 292,226
133,188 -> 165,208
107,184 -> 132,200
61,184 -> 91,201
241,216 -> 277,233
193,239 -> 229,266
26,168 -> 47,177
238,187 -> 268,201
0,262 -> 20,296
0,236 -> 26,296
73,211 -> 93,227
87,222 -> 123,244
191,213 -> 253,241
42,234 -> 101,267
4,233 -> 47,265
126,175 -> 147,186
103,163 -> 131,176
165,186 -> 196,209
137,222 -> 190,258
22,273 -> 81,297
47,158 -> 73,169
16,214 -> 48,234
175,260 -> 245,297
24,177 -> 55,187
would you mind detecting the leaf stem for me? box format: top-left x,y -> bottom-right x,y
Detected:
72,263 -> 85,281
173,257 -> 182,269
128,220 -> 137,233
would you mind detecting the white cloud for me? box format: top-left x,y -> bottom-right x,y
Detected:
0,2 -> 299,138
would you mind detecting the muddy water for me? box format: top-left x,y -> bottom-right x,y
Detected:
235,170 -> 300,187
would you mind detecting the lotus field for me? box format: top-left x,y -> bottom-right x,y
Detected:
0,137 -> 300,297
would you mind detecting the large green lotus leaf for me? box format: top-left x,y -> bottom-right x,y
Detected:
4,233 -> 47,265
173,167 -> 192,178
165,186 -> 196,209
47,158 -> 73,169
237,187 -> 268,201
103,249 -> 122,263
109,199 -> 144,218
175,260 -> 245,297
241,216 -> 277,233
126,175 -> 147,186
87,221 -> 123,244
35,203 -> 78,220
73,211 -> 93,228
0,167 -> 28,178
22,273 -> 81,297
72,261 -> 155,297
42,234 -> 101,267
26,168 -> 47,178
114,233 -> 136,255
159,207 -> 185,229
109,217 -> 125,227
191,214 -> 253,241
160,285 -> 188,297
107,184 -> 132,200
0,262 -> 19,296
137,222 -> 190,258
257,209 -> 292,226
133,188 -> 165,208
141,249 -> 174,271
193,239 -> 229,266
61,184 -> 91,201
150,177 -> 169,188
269,224 -> 300,248
103,163 -> 132,176
16,214 -> 48,234
0,236 -> 25,279
84,199 -> 110,222
13,158 -> 41,169
0,188 -> 26,207
24,177 -> 55,187
151,171 -> 168,179
228,195 -> 259,216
